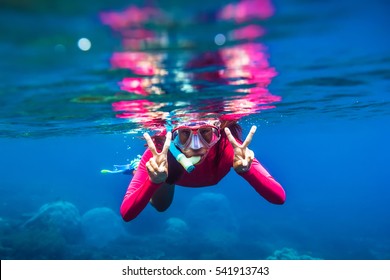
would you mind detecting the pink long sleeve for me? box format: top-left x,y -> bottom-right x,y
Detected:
170,136 -> 286,204
120,149 -> 162,221
239,158 -> 286,204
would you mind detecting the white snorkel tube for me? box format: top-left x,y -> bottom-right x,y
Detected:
168,143 -> 196,173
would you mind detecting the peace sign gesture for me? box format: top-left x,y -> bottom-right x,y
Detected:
143,131 -> 172,184
224,125 -> 257,173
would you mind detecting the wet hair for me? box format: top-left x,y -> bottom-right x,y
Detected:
220,120 -> 242,141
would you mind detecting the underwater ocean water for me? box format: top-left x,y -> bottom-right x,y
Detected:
0,0 -> 389,260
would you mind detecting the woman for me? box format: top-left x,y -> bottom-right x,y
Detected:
120,120 -> 285,222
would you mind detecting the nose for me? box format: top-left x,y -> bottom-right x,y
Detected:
189,134 -> 204,150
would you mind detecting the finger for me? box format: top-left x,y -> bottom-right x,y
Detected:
143,132 -> 157,155
161,131 -> 172,154
146,161 -> 159,177
234,159 -> 248,173
246,156 -> 253,167
149,158 -> 159,171
224,127 -> 239,147
242,125 -> 257,148
247,150 -> 255,163
145,161 -> 154,173
158,160 -> 166,173
235,154 -> 247,166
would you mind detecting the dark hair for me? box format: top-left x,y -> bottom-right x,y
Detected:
220,120 -> 242,141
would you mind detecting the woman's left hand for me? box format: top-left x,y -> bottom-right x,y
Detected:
225,125 -> 256,173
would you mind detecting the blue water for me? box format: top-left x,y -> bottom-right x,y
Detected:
1,0 -> 389,260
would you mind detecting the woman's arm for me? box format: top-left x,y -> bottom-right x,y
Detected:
239,159 -> 286,204
224,126 -> 286,204
121,132 -> 172,222
120,149 -> 163,221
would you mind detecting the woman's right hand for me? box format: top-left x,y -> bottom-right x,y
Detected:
143,132 -> 172,184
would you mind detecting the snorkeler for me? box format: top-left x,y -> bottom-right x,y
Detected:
120,120 -> 285,222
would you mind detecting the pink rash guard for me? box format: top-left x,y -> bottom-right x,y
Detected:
120,135 -> 286,221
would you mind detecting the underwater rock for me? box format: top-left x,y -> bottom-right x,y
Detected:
81,207 -> 127,248
184,192 -> 238,245
165,217 -> 189,235
3,227 -> 67,259
23,201 -> 82,243
267,247 -> 322,260
163,217 -> 189,244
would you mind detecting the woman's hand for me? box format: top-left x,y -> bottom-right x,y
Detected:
225,126 -> 256,173
143,132 -> 172,184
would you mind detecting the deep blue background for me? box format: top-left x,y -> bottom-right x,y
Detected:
0,0 -> 389,259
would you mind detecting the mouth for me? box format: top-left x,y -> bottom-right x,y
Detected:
183,151 -> 208,165
182,146 -> 208,154
188,155 -> 202,165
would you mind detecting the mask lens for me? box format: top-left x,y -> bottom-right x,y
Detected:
174,128 -> 192,147
199,127 -> 214,144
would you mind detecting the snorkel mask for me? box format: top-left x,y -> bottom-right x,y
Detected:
172,121 -> 221,151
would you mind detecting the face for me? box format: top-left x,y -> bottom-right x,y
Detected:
172,122 -> 221,164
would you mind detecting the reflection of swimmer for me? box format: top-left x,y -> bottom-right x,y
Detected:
120,119 -> 285,222
103,0 -> 281,125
